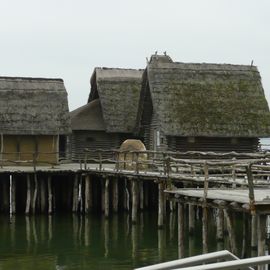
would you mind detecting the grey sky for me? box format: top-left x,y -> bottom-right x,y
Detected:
0,0 -> 269,111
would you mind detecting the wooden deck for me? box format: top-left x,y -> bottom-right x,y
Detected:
166,188 -> 270,214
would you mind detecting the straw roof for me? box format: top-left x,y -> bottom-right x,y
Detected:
138,55 -> 270,137
0,76 -> 71,135
88,68 -> 143,133
70,99 -> 105,131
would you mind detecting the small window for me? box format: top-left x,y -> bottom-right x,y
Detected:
86,137 -> 95,142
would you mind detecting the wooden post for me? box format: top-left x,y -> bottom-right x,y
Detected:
85,175 -> 92,213
158,181 -> 165,229
10,174 -> 16,215
104,177 -> 110,218
251,214 -> 258,250
124,179 -> 130,211
188,204 -> 195,235
25,174 -> 31,215
224,209 -> 237,255
112,178 -> 118,213
178,202 -> 184,258
78,175 -> 83,213
131,180 -> 138,224
40,178 -> 46,213
47,175 -> 53,215
72,174 -> 79,212
257,214 -> 267,257
216,208 -> 224,241
32,173 -> 38,214
144,182 -> 149,209
202,207 -> 208,254
139,181 -> 144,211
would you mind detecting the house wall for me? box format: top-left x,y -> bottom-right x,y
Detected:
0,135 -> 58,164
70,130 -> 137,160
167,136 -> 259,153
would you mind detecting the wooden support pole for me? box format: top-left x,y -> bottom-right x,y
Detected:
251,214 -> 258,250
139,181 -> 144,211
32,174 -> 38,214
224,209 -> 237,255
188,204 -> 195,235
78,175 -> 83,213
40,178 -> 46,213
25,174 -> 31,215
144,182 -> 149,209
104,177 -> 110,218
178,202 -> 184,259
84,175 -> 91,214
216,208 -> 224,241
112,178 -> 118,213
47,175 -> 53,215
10,174 -> 16,215
158,181 -> 165,229
202,206 -> 208,254
124,179 -> 130,211
72,174 -> 79,212
257,214 -> 267,257
131,180 -> 138,224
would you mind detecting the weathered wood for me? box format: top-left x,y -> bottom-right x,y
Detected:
104,177 -> 110,218
139,181 -> 144,211
202,207 -> 208,254
158,182 -> 165,229
178,202 -> 184,258
216,208 -> 224,241
10,175 -> 16,215
78,175 -> 83,213
251,215 -> 257,249
132,180 -> 138,224
224,209 -> 237,255
112,178 -> 119,212
40,178 -> 46,213
188,204 -> 195,235
47,175 -> 53,215
257,214 -> 267,257
25,174 -> 31,215
84,174 -> 91,213
72,174 -> 79,212
32,174 -> 38,214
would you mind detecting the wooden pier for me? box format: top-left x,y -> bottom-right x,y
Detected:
1,149 -> 270,258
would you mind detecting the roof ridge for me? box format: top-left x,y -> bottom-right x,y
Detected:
0,76 -> 63,82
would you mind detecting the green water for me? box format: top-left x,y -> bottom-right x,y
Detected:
0,212 -> 242,270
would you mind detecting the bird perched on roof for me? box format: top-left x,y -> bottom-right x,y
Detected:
163,51 -> 167,56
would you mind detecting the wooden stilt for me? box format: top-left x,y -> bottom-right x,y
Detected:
72,174 -> 79,212
139,181 -> 144,211
202,207 -> 208,254
31,174 -> 38,214
158,182 -> 165,229
257,214 -> 267,256
10,174 -> 16,215
131,180 -> 138,224
251,214 -> 258,250
224,209 -> 237,255
216,208 -> 224,241
144,182 -> 149,209
112,178 -> 118,213
241,213 -> 247,258
47,175 -> 53,215
40,178 -> 46,213
188,204 -> 195,235
25,174 -> 31,215
124,179 -> 130,211
101,179 -> 105,213
78,175 -> 83,213
104,177 -> 110,218
84,175 -> 91,214
178,202 -> 184,258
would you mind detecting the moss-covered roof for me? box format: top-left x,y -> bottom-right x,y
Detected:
142,55 -> 270,137
0,76 -> 71,135
70,99 -> 105,131
88,68 -> 143,133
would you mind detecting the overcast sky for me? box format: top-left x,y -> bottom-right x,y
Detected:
0,0 -> 269,110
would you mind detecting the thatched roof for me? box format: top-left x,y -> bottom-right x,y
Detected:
70,99 -> 105,131
88,68 -> 143,133
138,54 -> 270,137
0,76 -> 71,135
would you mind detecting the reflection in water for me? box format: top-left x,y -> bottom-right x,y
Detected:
0,212 -> 257,270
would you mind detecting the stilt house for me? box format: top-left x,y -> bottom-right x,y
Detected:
136,54 -> 270,152
70,68 -> 143,156
0,77 -> 71,164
